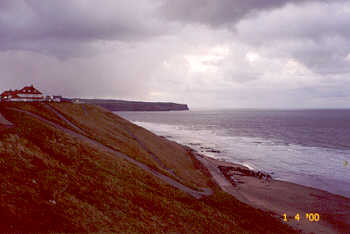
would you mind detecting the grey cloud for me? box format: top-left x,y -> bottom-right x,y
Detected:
158,0 -> 350,78
0,49 -> 155,99
0,0 -> 163,57
237,1 -> 350,44
158,0 -> 335,27
236,1 -> 350,75
291,38 -> 350,75
227,72 -> 261,83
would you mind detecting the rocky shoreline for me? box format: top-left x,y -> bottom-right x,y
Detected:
218,165 -> 272,186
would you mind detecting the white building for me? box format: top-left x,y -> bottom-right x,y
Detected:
0,85 -> 61,102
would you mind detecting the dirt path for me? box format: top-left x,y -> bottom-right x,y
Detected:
121,124 -> 178,177
10,108 -> 213,199
43,104 -> 86,135
194,153 -> 249,203
81,104 -> 89,116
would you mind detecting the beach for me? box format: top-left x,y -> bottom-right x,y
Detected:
190,149 -> 350,233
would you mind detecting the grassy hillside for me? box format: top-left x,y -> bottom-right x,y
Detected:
0,102 -> 297,233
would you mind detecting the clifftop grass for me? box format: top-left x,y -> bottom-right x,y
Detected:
0,103 -> 297,233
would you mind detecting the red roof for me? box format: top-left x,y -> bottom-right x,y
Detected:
1,86 -> 43,99
19,86 -> 42,95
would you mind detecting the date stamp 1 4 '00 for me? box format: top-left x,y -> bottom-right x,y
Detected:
283,213 -> 320,222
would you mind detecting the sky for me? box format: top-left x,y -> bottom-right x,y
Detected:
1,0 -> 350,109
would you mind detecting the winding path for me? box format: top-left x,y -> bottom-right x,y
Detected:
120,124 -> 178,177
81,104 -> 89,116
46,104 -> 178,178
43,104 -> 86,135
10,107 -> 213,199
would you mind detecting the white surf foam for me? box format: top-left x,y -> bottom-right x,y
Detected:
134,121 -> 350,198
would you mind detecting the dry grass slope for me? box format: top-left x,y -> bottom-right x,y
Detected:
0,102 -> 297,233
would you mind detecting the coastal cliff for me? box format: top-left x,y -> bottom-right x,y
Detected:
70,99 -> 189,111
0,102 -> 295,233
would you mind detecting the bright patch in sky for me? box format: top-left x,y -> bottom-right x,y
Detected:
184,55 -> 211,72
150,91 -> 166,97
245,52 -> 260,63
284,59 -> 306,75
184,45 -> 229,72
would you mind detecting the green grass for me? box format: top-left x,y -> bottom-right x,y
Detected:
49,103 -> 209,190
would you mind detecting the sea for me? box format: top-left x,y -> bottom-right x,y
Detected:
116,109 -> 350,198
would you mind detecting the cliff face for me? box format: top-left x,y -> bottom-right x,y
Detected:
71,99 -> 189,111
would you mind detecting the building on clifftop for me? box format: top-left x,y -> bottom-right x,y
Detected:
0,85 -> 60,102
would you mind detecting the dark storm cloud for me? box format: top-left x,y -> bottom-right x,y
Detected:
158,0 -> 335,26
0,0 -> 162,57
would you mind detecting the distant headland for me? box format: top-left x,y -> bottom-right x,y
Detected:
69,98 -> 190,111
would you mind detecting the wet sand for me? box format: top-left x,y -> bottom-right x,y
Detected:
200,155 -> 350,233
